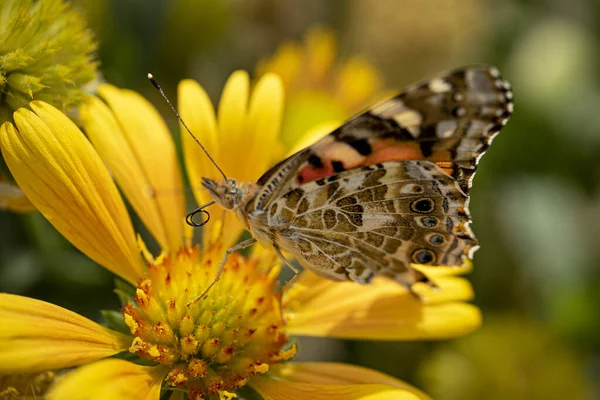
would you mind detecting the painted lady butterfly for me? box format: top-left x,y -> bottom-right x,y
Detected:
161,65 -> 513,299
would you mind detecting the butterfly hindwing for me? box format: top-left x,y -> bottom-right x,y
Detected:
265,161 -> 475,286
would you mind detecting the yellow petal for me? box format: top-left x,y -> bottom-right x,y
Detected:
216,71 -> 286,183
178,79 -> 219,209
335,55 -> 383,111
217,70 -> 249,178
0,101 -> 145,284
413,259 -> 474,277
256,42 -> 302,90
0,179 -> 36,212
244,72 -> 284,182
269,362 -> 430,389
280,92 -> 347,147
0,294 -> 131,374
96,85 -> 185,251
80,97 -> 166,251
251,381 -> 423,400
178,79 -> 243,248
305,25 -> 336,85
287,120 -> 341,156
47,359 -> 166,400
285,272 -> 481,340
251,362 -> 430,400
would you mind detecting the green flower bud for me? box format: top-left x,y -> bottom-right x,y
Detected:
0,0 -> 98,125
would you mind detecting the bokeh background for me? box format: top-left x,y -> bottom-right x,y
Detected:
1,0 -> 599,398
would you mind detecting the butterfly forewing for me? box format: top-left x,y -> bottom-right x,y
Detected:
256,65 -> 513,203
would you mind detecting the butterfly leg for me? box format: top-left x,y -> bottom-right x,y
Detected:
218,208 -> 227,239
273,245 -> 300,323
407,269 -> 438,303
273,245 -> 300,297
187,237 -> 257,307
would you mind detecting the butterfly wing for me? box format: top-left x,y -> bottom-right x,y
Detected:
265,161 -> 474,286
255,65 -> 513,209
248,65 -> 512,286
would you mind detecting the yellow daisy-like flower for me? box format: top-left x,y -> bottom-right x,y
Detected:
257,25 -> 384,147
0,72 -> 480,399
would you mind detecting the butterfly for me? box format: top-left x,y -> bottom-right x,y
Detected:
162,65 -> 513,299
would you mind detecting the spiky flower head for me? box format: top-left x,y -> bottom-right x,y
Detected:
0,0 -> 98,125
0,0 -> 98,212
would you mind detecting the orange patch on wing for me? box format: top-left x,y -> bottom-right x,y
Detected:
364,141 -> 422,164
428,150 -> 453,162
433,160 -> 454,176
297,163 -> 335,183
296,139 -> 447,185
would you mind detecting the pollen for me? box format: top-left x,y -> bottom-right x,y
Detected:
122,244 -> 296,398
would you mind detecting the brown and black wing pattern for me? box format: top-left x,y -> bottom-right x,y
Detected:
266,161 -> 476,287
254,65 -> 513,209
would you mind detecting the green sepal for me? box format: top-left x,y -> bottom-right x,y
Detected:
101,309 -> 130,334
110,351 -> 158,367
237,385 -> 266,400
114,278 -> 137,305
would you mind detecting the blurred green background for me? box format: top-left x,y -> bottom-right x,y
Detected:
1,0 -> 599,398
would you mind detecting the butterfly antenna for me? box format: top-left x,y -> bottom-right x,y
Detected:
147,73 -> 228,181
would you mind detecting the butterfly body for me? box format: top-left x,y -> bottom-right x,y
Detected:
201,65 -> 513,291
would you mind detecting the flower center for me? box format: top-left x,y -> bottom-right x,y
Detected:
122,245 -> 295,399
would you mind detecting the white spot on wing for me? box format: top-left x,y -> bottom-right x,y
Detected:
436,120 -> 457,138
327,142 -> 365,166
394,109 -> 423,128
428,78 -> 452,93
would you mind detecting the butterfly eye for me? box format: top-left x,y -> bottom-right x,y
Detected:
411,198 -> 435,213
412,249 -> 436,264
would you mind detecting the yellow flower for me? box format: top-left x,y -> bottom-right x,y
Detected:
256,25 -> 384,147
0,0 -> 99,212
0,72 -> 480,399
